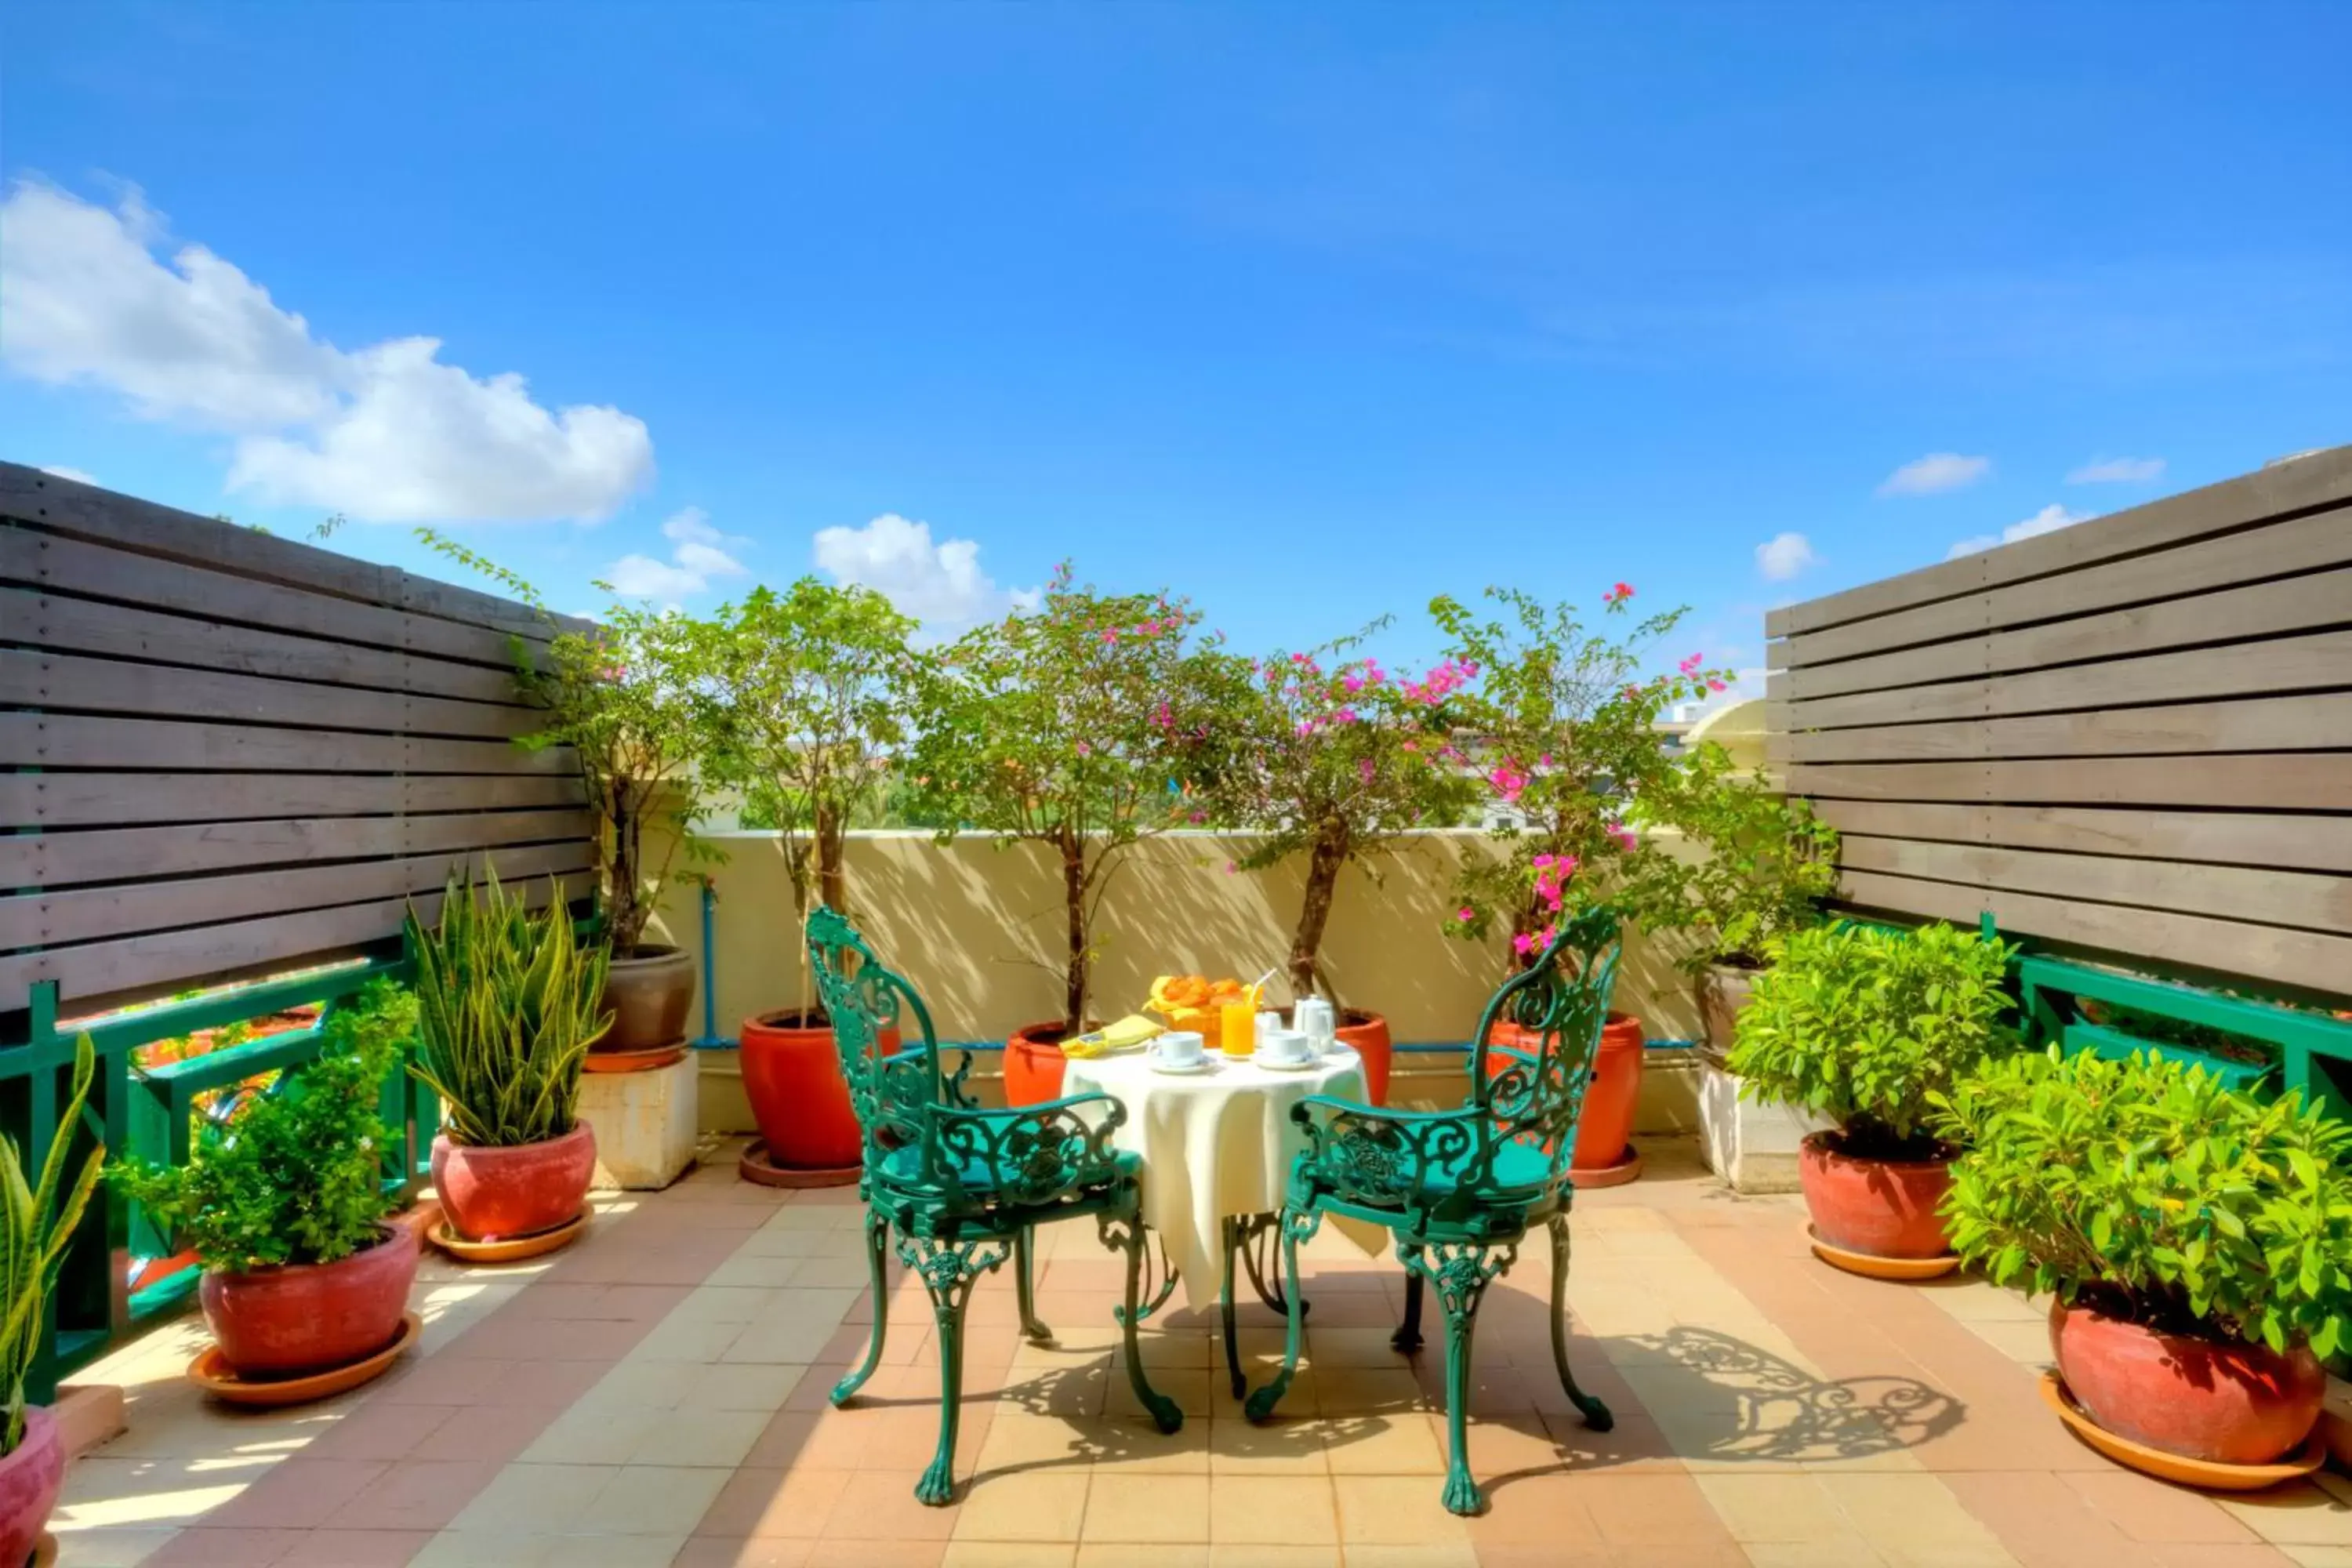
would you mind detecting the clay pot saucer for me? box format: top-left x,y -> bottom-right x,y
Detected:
427,1210 -> 588,1264
1806,1225 -> 1961,1281
739,1139 -> 858,1189
189,1312 -> 422,1406
2040,1371 -> 2325,1490
1570,1145 -> 1645,1189
583,1041 -> 688,1073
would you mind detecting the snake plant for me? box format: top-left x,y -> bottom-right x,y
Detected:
2,1034 -> 105,1455
406,869 -> 611,1149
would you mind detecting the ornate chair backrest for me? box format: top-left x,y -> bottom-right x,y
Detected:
1467,905 -> 1624,1186
805,905 -> 948,1169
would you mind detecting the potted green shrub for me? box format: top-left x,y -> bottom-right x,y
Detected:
1727,920 -> 2014,1276
1937,1047 -> 2350,1472
696,579 -> 917,1181
115,986 -> 419,1386
903,563 -> 1222,1104
408,870 -> 610,1245
0,1036 -> 103,1566
1434,582 -> 1727,1181
1202,627 -> 1477,1104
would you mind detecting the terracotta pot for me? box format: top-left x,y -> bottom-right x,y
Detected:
2052,1299 -> 2325,1465
1005,1020 -> 1099,1107
599,945 -> 695,1053
1697,963 -> 1759,1061
740,1009 -> 900,1170
1797,1130 -> 1954,1260
1486,1012 -> 1646,1174
0,1406 -> 65,1568
199,1225 -> 419,1379
1326,1009 -> 1393,1107
433,1122 -> 597,1241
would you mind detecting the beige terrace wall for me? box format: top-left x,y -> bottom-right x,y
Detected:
648,828 -> 1706,1052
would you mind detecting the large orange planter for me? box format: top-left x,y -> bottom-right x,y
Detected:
1486,1012 -> 1645,1174
433,1123 -> 596,1242
2052,1299 -> 2325,1465
1335,1010 -> 1392,1107
1797,1131 -> 1953,1261
740,1010 -> 898,1171
200,1224 -> 419,1378
1005,1020 -> 1101,1107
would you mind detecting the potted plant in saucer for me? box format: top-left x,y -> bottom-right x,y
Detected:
903,562 -> 1224,1104
0,1036 -> 103,1565
408,869 -> 609,1252
1728,920 -> 2015,1276
1202,625 -> 1478,1104
1937,1047 -> 2350,1475
114,985 -> 421,1392
1435,581 -> 1728,1183
697,578 -> 918,1182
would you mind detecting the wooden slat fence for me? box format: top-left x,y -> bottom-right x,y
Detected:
0,463 -> 597,1019
1764,445 -> 2352,1001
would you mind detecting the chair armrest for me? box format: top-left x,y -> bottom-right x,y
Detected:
918,1093 -> 1131,1205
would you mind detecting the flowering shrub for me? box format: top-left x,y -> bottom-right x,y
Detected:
1430,584 -> 1727,956
1204,626 -> 1479,1004
904,564 -> 1225,1033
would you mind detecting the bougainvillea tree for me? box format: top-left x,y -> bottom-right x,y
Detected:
903,564 -> 1223,1034
1432,582 -> 1728,965
1205,626 -> 1479,1006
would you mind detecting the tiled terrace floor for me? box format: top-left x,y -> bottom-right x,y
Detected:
56,1138 -> 2352,1567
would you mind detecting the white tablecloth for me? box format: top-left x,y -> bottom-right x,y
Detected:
1064,1045 -> 1388,1309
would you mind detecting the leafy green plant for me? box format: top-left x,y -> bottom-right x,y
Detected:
1200,624 -> 1479,1005
114,985 -> 410,1279
407,870 -> 610,1147
1628,748 -> 1839,971
902,563 -> 1225,1033
1726,921 -> 2016,1156
2,1036 -> 103,1456
1935,1047 -> 2352,1359
1430,583 -> 1730,960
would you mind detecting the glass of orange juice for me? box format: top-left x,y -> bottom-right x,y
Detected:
1219,998 -> 1257,1056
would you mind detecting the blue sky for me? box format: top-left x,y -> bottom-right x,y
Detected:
5,2 -> 2348,686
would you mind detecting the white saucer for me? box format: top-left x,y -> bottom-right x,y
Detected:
1253,1052 -> 1320,1072
1148,1056 -> 1214,1076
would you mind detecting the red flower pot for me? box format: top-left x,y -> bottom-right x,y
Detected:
1335,1010 -> 1392,1107
1797,1131 -> 1953,1260
1486,1012 -> 1646,1174
740,1010 -> 898,1171
433,1122 -> 597,1242
2051,1300 -> 2325,1465
1005,1020 -> 1100,1107
0,1406 -> 65,1568
200,1225 -> 419,1379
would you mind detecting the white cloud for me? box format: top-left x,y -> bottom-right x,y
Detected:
1754,531 -> 1817,582
0,180 -> 652,523
1878,452 -> 1991,496
1947,503 -> 2091,559
39,465 -> 96,485
602,506 -> 747,605
812,513 -> 1039,636
2067,456 -> 2165,484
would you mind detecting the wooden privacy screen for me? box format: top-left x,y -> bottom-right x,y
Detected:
0,463 -> 597,1018
1765,445 -> 2352,1001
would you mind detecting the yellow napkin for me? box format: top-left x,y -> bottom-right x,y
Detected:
1065,1014 -> 1166,1058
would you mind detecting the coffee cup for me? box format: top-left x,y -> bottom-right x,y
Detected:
1149,1031 -> 1205,1069
1258,1028 -> 1314,1065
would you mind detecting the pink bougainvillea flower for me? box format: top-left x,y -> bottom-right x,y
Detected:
1512,931 -> 1540,956
1679,652 -> 1704,674
1076,741 -> 1092,757
1708,677 -> 1728,691
1189,810 -> 1206,824
1224,860 -> 1237,873
1100,628 -> 1120,645
1457,906 -> 1475,922
1602,581 -> 1635,604
1539,753 -> 1554,768
1610,824 -> 1638,852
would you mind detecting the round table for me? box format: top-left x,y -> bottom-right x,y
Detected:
1064,1044 -> 1387,1312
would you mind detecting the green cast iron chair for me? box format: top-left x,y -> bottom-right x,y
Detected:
806,906 -> 1184,1504
1241,906 -> 1623,1515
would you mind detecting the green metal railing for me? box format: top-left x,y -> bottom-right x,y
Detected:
2,944 -> 438,1399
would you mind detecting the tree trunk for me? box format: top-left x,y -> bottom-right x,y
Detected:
1290,819 -> 1349,1002
815,798 -> 848,916
1061,829 -> 1088,1035
608,777 -> 644,953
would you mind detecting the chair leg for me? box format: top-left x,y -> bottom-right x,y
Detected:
1243,1207 -> 1320,1422
904,1235 -> 1011,1506
1392,1269 -> 1425,1354
1547,1214 -> 1613,1431
1221,1215 -> 1244,1399
1403,1238 -> 1520,1517
829,1208 -> 892,1406
1014,1225 -> 1053,1343
1102,1210 -> 1184,1432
